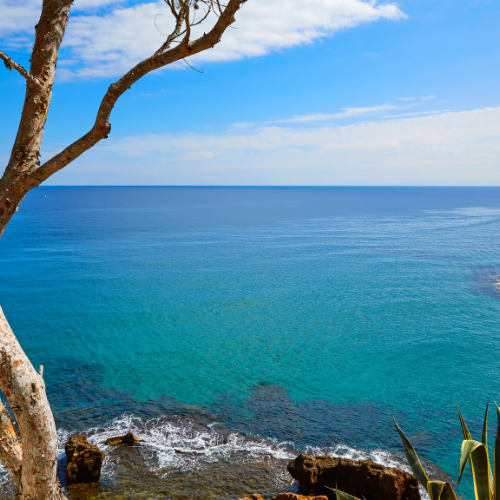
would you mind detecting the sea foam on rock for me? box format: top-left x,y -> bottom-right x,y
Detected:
288,454 -> 420,500
104,432 -> 145,446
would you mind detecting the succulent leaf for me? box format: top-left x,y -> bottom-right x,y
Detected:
493,403 -> 500,500
394,419 -> 429,488
459,440 -> 491,500
325,486 -> 361,500
427,481 -> 445,500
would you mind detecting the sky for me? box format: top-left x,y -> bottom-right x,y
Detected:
0,0 -> 499,186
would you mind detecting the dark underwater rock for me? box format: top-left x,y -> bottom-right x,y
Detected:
105,431 -> 145,446
65,434 -> 105,486
287,454 -> 420,500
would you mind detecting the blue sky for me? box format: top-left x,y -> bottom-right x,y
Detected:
1,0 -> 499,185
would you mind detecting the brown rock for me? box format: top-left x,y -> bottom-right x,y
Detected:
287,454 -> 420,500
239,495 -> 328,500
65,434 -> 105,486
105,432 -> 145,446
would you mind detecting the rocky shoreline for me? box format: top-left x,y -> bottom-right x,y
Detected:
63,433 -> 422,500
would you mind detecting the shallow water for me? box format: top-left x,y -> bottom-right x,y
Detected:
2,187 -> 500,498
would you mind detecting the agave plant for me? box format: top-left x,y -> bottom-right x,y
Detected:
395,402 -> 500,500
326,486 -> 363,500
394,419 -> 458,500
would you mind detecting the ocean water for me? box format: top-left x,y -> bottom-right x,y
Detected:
1,186 -> 500,499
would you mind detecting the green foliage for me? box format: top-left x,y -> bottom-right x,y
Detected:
395,403 -> 500,500
325,486 -> 363,500
393,419 -> 457,500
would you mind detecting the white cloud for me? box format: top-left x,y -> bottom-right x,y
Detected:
274,104 -> 399,123
75,0 -> 126,8
0,0 -> 124,39
0,0 -> 41,39
229,98 -> 442,129
180,151 -> 214,160
102,106 -> 500,154
44,106 -> 500,186
0,0 -> 405,78
57,0 -> 404,78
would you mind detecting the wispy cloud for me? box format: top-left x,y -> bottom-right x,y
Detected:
231,97 -> 440,129
0,0 -> 125,38
274,104 -> 399,123
45,106 -> 500,186
0,0 -> 406,79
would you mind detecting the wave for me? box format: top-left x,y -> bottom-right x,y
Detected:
1,414 -> 432,499
60,414 -> 297,476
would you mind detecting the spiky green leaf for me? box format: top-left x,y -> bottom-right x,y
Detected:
427,481 -> 445,500
493,403 -> 500,500
427,481 -> 458,500
394,419 -> 429,488
482,403 -> 493,491
325,486 -> 361,500
458,406 -> 479,499
483,403 -> 489,448
458,406 -> 473,440
440,482 -> 459,500
459,440 -> 491,500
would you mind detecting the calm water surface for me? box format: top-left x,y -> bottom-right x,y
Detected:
1,187 -> 500,499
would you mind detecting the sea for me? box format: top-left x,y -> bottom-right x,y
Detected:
1,186 -> 500,499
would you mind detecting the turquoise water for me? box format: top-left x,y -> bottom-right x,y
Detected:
2,186 -> 500,498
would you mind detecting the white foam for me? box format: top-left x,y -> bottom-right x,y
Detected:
307,443 -> 430,500
60,414 -> 296,480
0,415 -> 431,500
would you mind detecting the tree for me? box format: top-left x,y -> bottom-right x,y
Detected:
0,1 -> 246,498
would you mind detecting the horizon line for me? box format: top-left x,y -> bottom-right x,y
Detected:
38,185 -> 500,188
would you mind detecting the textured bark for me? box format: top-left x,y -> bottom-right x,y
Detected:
0,402 -> 23,487
0,0 -> 73,236
0,306 -> 66,500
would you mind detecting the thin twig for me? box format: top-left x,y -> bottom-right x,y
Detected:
183,57 -> 203,73
0,51 -> 41,87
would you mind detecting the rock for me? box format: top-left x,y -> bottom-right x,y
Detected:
240,495 -> 328,500
104,432 -> 145,446
287,454 -> 420,500
65,434 -> 105,486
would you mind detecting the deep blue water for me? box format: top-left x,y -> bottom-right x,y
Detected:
2,186 -> 500,498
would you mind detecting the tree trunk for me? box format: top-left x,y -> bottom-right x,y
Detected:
0,0 -> 73,237
0,306 -> 67,500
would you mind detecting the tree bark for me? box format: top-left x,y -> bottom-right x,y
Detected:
0,402 -> 23,488
0,0 -> 72,237
0,306 -> 66,500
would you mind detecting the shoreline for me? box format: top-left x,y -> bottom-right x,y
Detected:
0,413 -> 446,499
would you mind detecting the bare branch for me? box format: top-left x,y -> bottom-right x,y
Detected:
32,0 -> 247,185
180,0 -> 192,45
192,6 -> 212,27
0,51 -> 41,87
155,11 -> 185,55
165,0 -> 180,20
183,57 -> 203,73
